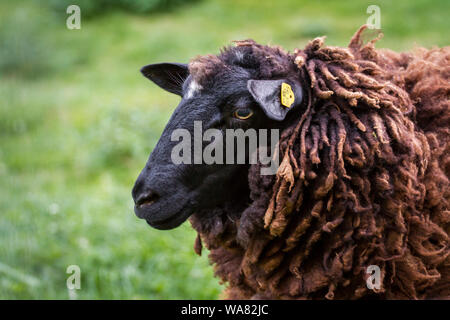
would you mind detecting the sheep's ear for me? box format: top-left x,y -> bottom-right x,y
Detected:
141,63 -> 189,96
247,79 -> 303,121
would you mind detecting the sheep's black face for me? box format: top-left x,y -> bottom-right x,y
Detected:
132,55 -> 304,230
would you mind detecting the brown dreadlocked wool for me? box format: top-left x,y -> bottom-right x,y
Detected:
189,25 -> 450,299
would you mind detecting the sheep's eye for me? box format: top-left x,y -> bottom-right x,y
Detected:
234,108 -> 254,120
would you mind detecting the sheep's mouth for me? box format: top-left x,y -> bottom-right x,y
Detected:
145,208 -> 193,230
134,191 -> 193,230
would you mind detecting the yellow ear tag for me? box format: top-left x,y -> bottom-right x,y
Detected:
281,82 -> 295,108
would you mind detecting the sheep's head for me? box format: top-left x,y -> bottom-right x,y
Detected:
132,42 -> 305,230
131,27 -> 450,299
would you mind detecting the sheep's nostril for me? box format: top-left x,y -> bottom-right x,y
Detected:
136,190 -> 160,208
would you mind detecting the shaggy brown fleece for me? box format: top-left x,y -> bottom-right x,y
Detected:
189,25 -> 450,299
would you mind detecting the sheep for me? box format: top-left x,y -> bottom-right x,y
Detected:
132,25 -> 449,299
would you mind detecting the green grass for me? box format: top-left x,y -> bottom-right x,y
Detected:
0,0 -> 448,299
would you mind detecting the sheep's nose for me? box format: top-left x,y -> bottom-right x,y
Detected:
134,189 -> 160,208
132,175 -> 160,208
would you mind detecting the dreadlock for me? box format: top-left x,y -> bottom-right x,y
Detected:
189,25 -> 449,299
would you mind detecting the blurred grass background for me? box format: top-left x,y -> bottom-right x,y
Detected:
0,0 -> 448,299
